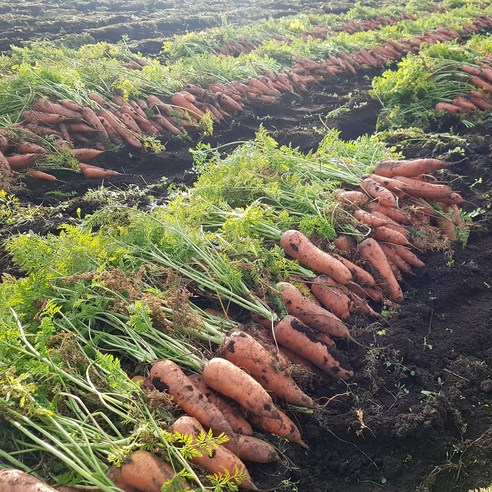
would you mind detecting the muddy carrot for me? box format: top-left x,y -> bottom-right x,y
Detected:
276,281 -> 351,339
360,177 -> 397,207
280,230 -> 352,284
274,315 -> 354,380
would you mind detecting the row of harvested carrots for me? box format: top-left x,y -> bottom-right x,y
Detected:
435,58 -> 492,113
5,15 -> 492,182
219,11 -> 416,57
102,157 -> 465,491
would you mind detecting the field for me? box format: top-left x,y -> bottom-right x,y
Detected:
0,1 -> 491,492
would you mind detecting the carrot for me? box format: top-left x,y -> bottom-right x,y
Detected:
334,189 -> 370,207
452,96 -> 477,111
99,109 -> 142,148
98,116 -> 124,145
79,163 -> 121,179
360,177 -> 397,207
150,359 -> 236,436
373,226 -> 410,246
365,173 -> 414,194
345,288 -> 380,318
437,192 -> 464,205
280,230 -> 352,285
35,99 -> 82,119
392,175 -> 453,199
371,211 -> 408,236
276,281 -> 351,339
435,102 -> 461,113
70,148 -> 105,161
310,275 -> 351,320
202,358 -> 283,421
59,98 -> 84,112
274,315 -> 354,380
120,112 -> 142,133
222,432 -> 278,463
391,245 -> 425,268
373,158 -> 448,178
24,168 -> 58,181
120,450 -> 188,492
358,238 -> 404,303
188,374 -> 254,436
16,142 -> 46,154
470,75 -> 492,93
220,329 -> 316,408
171,416 -> 257,490
279,346 -> 315,368
367,203 -> 410,224
247,406 -> 308,448
0,469 -> 59,492
333,234 -> 355,252
80,106 -> 109,140
6,153 -> 39,170
107,466 -> 140,492
171,92 -> 205,119
58,122 -> 72,142
151,114 -> 183,135
354,209 -> 390,228
470,96 -> 492,111
379,243 -> 412,274
217,93 -> 243,113
22,111 -> 68,125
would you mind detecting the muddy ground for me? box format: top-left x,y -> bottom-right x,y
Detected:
2,67 -> 491,491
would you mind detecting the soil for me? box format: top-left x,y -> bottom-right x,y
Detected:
1,13 -> 492,492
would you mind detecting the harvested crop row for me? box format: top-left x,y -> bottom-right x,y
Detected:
3,13 -> 491,181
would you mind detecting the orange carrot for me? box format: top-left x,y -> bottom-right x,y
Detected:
379,243 -> 412,274
217,93 -> 243,112
151,114 -> 183,135
310,275 -> 351,320
470,75 -> 492,93
6,153 -> 39,170
60,99 -> 84,112
276,281 -> 351,339
79,163 -> 121,179
334,189 -> 369,207
17,142 -> 46,154
22,110 -> 68,125
365,173 -> 415,194
392,175 -> 453,199
99,109 -> 142,148
80,106 -> 109,140
98,116 -> 124,145
247,406 -> 308,448
70,148 -> 105,161
367,203 -> 410,224
120,450 -> 188,492
0,469 -> 60,492
452,96 -> 477,111
107,466 -> 140,492
333,236 -> 355,254
358,238 -> 404,303
222,432 -> 279,463
274,315 -> 354,379
435,102 -> 461,113
203,357 -> 286,422
373,158 -> 448,178
280,230 -> 352,284
171,92 -> 205,119
390,245 -> 424,268
35,99 -> 82,119
150,359 -> 236,436
373,226 -> 410,246
330,253 -> 376,287
354,209 -> 390,228
360,177 -> 397,207
171,416 -> 257,490
188,374 -> 254,436
220,329 -> 316,408
24,168 -> 58,181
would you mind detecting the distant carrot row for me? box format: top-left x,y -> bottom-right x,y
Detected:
219,11 -> 416,57
5,15 -> 492,182
435,57 -> 492,113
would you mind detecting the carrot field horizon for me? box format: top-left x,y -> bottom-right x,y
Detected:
0,0 -> 491,491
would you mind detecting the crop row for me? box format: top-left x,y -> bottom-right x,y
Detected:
0,3 -> 491,184
374,34 -> 492,128
0,126 -> 472,489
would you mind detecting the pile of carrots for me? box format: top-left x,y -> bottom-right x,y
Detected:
435,57 -> 492,114
5,15 -> 492,182
101,155 -> 466,491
